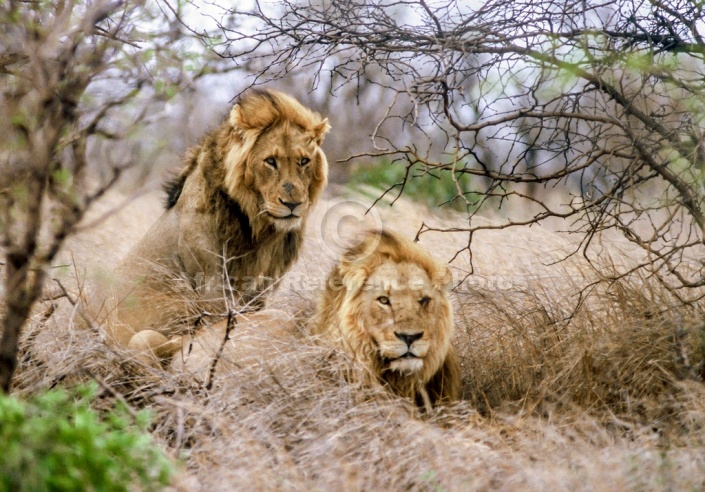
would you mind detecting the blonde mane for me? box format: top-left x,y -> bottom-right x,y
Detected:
312,230 -> 460,408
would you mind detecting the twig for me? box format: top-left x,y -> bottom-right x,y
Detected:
38,303 -> 56,325
40,285 -> 68,302
184,310 -> 224,361
83,368 -> 139,420
205,309 -> 237,391
51,278 -> 76,305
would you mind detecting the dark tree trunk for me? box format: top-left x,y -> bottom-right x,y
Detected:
0,251 -> 44,393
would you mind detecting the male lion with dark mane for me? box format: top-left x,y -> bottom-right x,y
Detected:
311,229 -> 461,409
105,89 -> 330,361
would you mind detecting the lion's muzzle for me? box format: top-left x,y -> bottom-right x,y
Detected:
380,331 -> 429,375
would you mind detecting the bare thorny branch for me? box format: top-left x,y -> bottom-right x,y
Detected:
0,0 -> 222,393
198,0 -> 705,302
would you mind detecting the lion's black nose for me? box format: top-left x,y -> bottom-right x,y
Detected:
395,332 -> 423,347
279,199 -> 301,211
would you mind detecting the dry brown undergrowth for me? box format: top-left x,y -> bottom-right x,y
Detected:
7,190 -> 705,491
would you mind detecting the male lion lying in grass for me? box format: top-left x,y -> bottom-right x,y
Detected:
311,229 -> 461,408
103,89 -> 330,361
172,229 -> 461,409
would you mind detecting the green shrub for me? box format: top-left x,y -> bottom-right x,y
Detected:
348,161 -> 479,211
0,383 -> 173,492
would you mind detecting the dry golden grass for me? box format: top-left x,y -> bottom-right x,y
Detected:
8,188 -> 705,491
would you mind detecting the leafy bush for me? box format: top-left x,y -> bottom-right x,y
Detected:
0,384 -> 173,492
348,161 -> 478,211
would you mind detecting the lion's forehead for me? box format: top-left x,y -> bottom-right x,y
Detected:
364,261 -> 433,293
255,124 -> 318,158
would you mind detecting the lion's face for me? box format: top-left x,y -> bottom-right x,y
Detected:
224,91 -> 330,235
347,259 -> 453,380
247,123 -> 324,231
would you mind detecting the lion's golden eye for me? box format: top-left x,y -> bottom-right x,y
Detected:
300,157 -> 310,166
265,157 -> 277,168
419,296 -> 431,307
377,296 -> 390,305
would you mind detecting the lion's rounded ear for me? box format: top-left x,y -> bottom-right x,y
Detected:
229,104 -> 242,128
435,265 -> 453,291
311,118 -> 331,146
310,149 -> 329,195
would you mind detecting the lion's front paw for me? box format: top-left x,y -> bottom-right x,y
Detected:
128,330 -> 182,367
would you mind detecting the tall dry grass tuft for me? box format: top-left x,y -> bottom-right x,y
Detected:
6,190 -> 705,490
455,259 -> 705,444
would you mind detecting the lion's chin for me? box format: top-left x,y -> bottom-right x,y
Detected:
387,357 -> 424,375
269,215 -> 303,231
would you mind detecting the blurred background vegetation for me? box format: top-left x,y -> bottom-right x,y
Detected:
348,161 -> 479,212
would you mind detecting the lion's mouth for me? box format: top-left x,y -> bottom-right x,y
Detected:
385,352 -> 420,363
385,353 -> 424,375
267,212 -> 300,220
